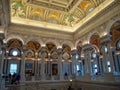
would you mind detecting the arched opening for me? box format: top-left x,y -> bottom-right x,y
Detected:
45,42 -> 57,80
89,34 -> 102,80
25,41 -> 41,81
62,44 -> 71,79
110,21 -> 120,74
76,41 -> 84,77
4,39 -> 23,84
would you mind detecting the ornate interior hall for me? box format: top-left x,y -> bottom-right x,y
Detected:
0,0 -> 120,90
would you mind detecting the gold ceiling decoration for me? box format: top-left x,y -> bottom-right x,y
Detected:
10,0 -> 114,32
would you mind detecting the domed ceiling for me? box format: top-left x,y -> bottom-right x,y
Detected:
10,0 -> 114,32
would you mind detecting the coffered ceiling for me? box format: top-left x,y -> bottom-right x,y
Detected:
10,0 -> 114,32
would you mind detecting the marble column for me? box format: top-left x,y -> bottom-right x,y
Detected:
48,53 -> 51,78
20,45 -> 26,83
0,46 -> 5,90
3,49 -> 8,75
71,49 -> 77,80
113,48 -> 120,81
57,48 -> 63,80
84,49 -> 91,81
113,48 -> 120,72
95,52 -> 102,80
107,43 -> 114,73
100,35 -> 115,81
102,46 -> 108,73
0,33 -> 5,90
40,47 -> 46,80
34,52 -> 38,80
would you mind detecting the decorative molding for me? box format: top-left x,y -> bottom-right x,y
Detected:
74,0 -> 120,40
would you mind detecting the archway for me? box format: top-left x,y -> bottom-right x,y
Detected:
110,21 -> 120,73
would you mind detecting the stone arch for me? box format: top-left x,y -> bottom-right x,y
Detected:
91,44 -> 99,53
25,37 -> 43,46
61,41 -> 74,49
109,19 -> 120,47
26,40 -> 41,53
115,38 -> 120,48
44,39 -> 60,47
106,17 -> 120,34
75,39 -> 82,48
89,32 -> 100,50
88,31 -> 100,42
5,35 -> 24,45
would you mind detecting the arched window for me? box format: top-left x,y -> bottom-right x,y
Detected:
115,39 -> 120,72
9,48 -> 21,56
10,63 -> 18,75
104,47 -> 108,53
116,40 -> 120,50
92,52 -> 97,59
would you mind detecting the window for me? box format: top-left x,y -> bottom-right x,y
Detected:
77,65 -> 80,71
92,53 -> 96,58
107,61 -> 110,65
107,61 -> 111,72
94,64 -> 98,74
108,67 -> 111,72
10,64 -> 17,75
12,50 -> 18,56
0,50 -> 2,54
9,48 -> 20,56
104,47 -> 108,53
76,54 -> 79,59
117,40 -> 120,49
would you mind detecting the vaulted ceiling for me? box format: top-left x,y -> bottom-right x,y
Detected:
10,0 -> 114,32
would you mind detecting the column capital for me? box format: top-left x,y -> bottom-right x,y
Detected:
71,49 -> 77,56
100,34 -> 111,45
57,48 -> 62,54
82,44 -> 91,51
22,45 -> 27,50
40,47 -> 47,59
40,47 -> 46,52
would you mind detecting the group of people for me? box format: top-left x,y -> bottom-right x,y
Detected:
8,72 -> 20,85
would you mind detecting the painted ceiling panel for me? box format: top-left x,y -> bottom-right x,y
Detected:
10,0 -> 114,32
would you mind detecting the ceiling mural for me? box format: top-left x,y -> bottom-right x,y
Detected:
46,42 -> 57,54
10,0 -> 112,32
62,44 -> 71,60
27,41 -> 41,52
90,34 -> 100,48
7,39 -> 23,50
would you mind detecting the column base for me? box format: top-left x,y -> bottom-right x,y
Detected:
83,73 -> 91,81
41,76 -> 45,80
60,75 -> 63,80
32,76 -> 35,81
76,76 -> 84,80
104,73 -> 115,82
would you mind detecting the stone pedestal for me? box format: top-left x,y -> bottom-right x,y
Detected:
84,73 -> 91,81
104,73 -> 115,82
114,75 -> 120,82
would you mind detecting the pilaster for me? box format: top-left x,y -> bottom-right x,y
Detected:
71,49 -> 77,80
40,47 -> 46,80
100,34 -> 115,81
57,48 -> 63,80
